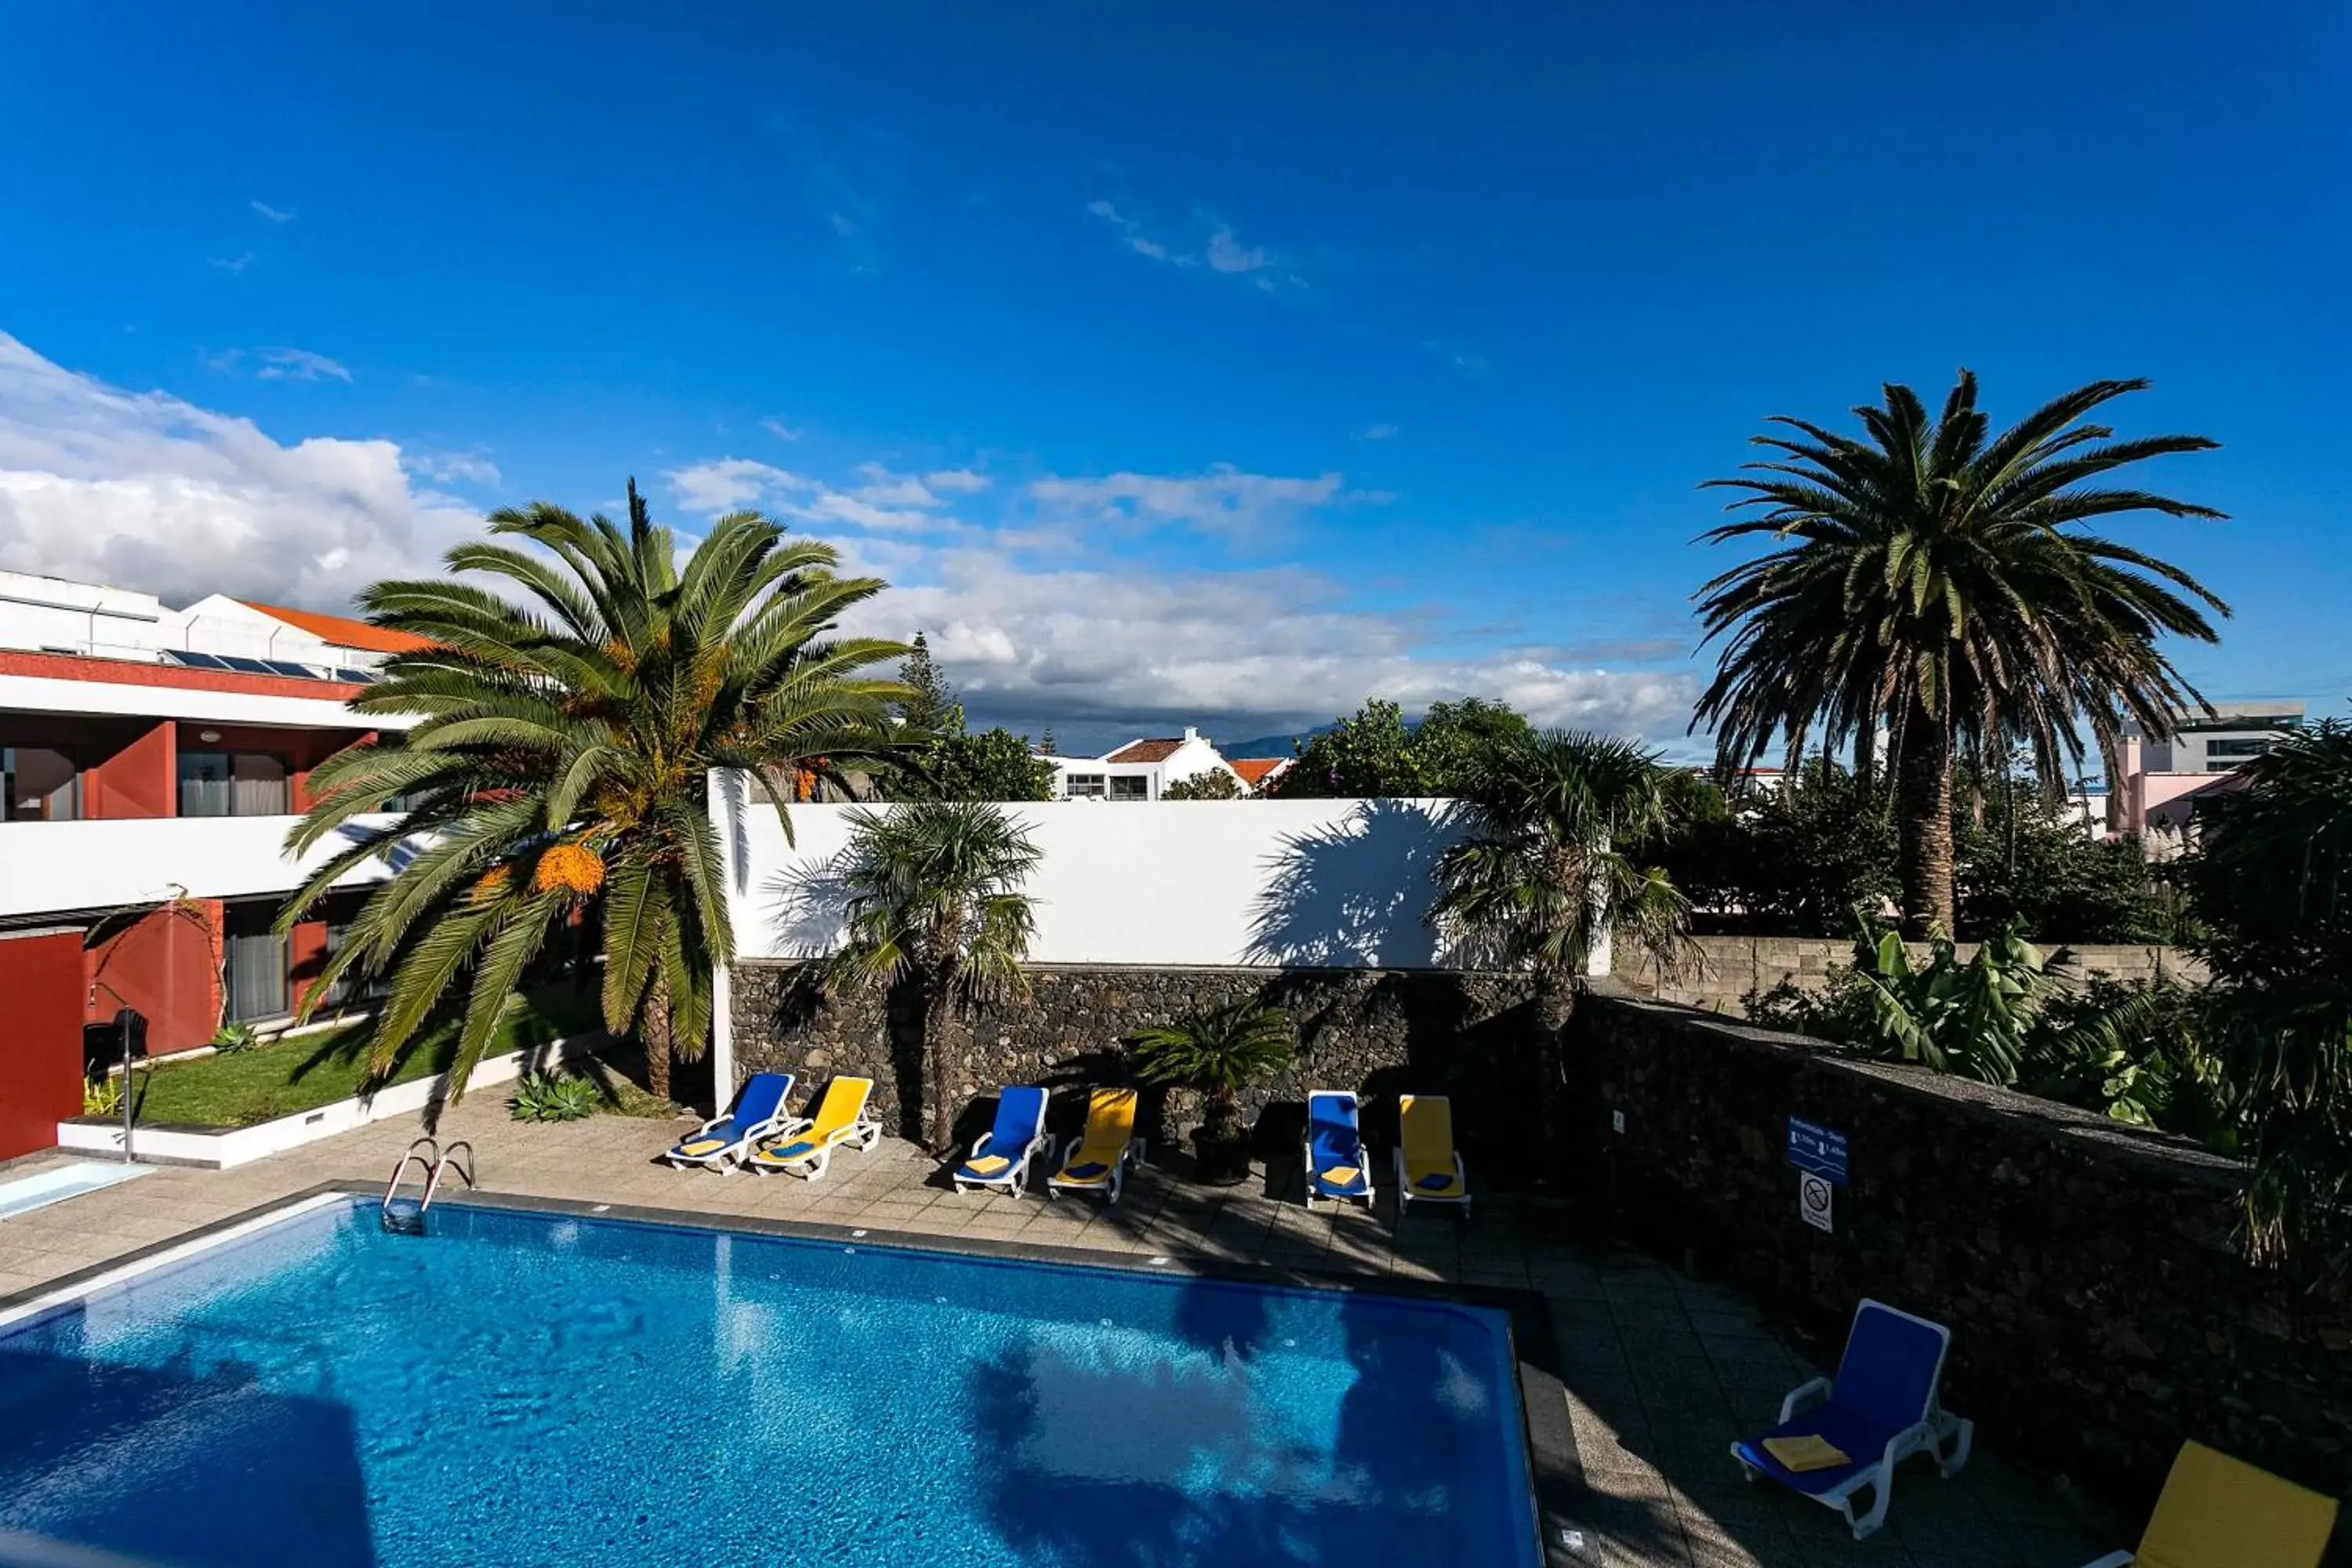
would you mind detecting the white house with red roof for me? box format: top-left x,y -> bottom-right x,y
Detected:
1044,726 -> 1256,800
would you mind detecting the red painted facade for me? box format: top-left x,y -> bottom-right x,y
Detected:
83,902 -> 224,1056
0,931 -> 88,1161
0,648 -> 365,702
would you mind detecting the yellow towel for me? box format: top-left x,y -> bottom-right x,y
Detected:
964,1154 -> 1011,1177
677,1138 -> 726,1156
1320,1165 -> 1364,1186
1762,1435 -> 1849,1472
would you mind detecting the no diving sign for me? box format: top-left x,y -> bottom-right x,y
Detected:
1798,1171 -> 1835,1233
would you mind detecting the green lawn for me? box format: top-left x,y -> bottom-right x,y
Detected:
125,985 -> 604,1128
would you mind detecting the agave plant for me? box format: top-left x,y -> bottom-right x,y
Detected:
509,1072 -> 601,1123
278,482 -> 906,1105
1129,1000 -> 1295,1145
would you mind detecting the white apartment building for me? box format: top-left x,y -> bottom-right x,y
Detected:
1046,728 -> 1246,800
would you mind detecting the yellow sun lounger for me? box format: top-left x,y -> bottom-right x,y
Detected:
747,1076 -> 880,1181
1047,1088 -> 1145,1204
1393,1094 -> 1471,1217
2082,1440 -> 2339,1568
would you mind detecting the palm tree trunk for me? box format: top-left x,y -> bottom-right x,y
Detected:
1896,721 -> 1956,938
921,958 -> 960,1154
644,972 -> 674,1102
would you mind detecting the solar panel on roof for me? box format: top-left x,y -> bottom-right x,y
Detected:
335,668 -> 381,684
162,649 -> 231,670
216,655 -> 277,674
262,660 -> 322,678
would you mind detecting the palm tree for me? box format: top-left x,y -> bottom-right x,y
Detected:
1694,372 -> 2228,937
1130,999 -> 1296,1152
827,800 -> 1042,1152
1428,728 -> 1695,1030
277,483 -> 906,1103
2184,720 -> 2352,1267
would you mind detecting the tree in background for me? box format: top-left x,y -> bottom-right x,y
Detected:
2184,720 -> 2352,1266
1163,768 -> 1246,800
827,800 -> 1042,1152
1954,764 -> 2170,942
887,634 -> 1055,801
1270,696 -> 1535,797
279,483 -> 906,1103
1430,729 -> 1695,1029
1659,760 -> 1900,935
1696,372 -> 2228,938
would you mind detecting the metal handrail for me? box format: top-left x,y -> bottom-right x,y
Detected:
419,1140 -> 476,1209
383,1136 -> 475,1225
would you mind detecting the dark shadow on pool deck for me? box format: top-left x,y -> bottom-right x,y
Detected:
0,1310 -> 378,1568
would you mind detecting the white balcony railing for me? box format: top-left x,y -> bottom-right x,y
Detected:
0,814 -> 404,920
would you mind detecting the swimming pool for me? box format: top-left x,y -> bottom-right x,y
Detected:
0,1195 -> 1542,1567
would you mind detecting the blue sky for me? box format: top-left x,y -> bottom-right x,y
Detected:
1,2 -> 2344,756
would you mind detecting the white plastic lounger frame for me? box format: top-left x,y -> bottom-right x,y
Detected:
952,1087 -> 1053,1198
748,1079 -> 883,1181
1046,1129 -> 1146,1204
662,1073 -> 795,1172
1730,1299 -> 1974,1540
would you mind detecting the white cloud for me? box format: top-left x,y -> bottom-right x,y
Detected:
249,200 -> 296,223
1086,201 -> 1296,289
0,332 -> 481,608
210,252 -> 256,274
405,447 -> 501,487
843,550 -> 1695,740
924,468 -> 988,493
759,417 -> 802,441
1204,227 -> 1268,274
1359,423 -> 1399,441
1029,464 -> 1352,537
662,457 -> 810,512
252,347 -> 352,383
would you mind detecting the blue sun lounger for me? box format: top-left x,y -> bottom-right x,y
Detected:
1302,1090 -> 1375,1210
953,1085 -> 1051,1197
663,1071 -> 794,1171
1730,1298 -> 1974,1539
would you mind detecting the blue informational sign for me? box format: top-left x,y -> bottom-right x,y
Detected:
1787,1117 -> 1849,1184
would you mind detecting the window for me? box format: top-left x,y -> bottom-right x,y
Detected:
2205,738 -> 2274,760
178,750 -> 290,817
2,746 -> 81,821
223,903 -> 289,1022
1064,772 -> 1107,799
1109,775 -> 1149,801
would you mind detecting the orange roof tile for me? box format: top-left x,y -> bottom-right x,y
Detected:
238,600 -> 430,655
1230,758 -> 1288,788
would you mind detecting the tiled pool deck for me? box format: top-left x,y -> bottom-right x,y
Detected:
0,1097 -> 2118,1568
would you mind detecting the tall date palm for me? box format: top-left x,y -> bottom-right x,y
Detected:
278,483 -> 906,1103
1694,372 -> 2227,936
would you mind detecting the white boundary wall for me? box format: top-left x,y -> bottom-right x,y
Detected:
719,786 -> 1468,971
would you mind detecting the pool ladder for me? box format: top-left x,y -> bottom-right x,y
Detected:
382,1137 -> 474,1232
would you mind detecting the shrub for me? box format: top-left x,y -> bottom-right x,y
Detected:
509,1072 -> 601,1122
83,1076 -> 123,1117
209,1021 -> 262,1054
1163,769 -> 1243,800
1130,1000 -> 1295,1144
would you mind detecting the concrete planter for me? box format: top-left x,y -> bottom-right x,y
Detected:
56,1035 -> 585,1170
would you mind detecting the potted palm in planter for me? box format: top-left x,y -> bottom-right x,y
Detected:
1130,999 -> 1294,1185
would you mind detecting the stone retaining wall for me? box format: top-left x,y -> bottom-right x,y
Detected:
728,960 -> 1552,1181
1568,982 -> 2347,1515
1619,935 -> 2209,1015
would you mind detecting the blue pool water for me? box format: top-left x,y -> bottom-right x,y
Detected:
0,1198 -> 1539,1567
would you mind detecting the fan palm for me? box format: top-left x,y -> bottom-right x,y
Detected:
1694,372 -> 2228,937
826,800 -> 1043,1152
1428,728 -> 1696,1029
277,482 -> 906,1104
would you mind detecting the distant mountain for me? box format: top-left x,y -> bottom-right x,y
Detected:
1221,725 -> 1329,758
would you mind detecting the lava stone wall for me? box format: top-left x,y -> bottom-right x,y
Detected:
728,960 -> 1552,1180
1568,981 -> 2350,1515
